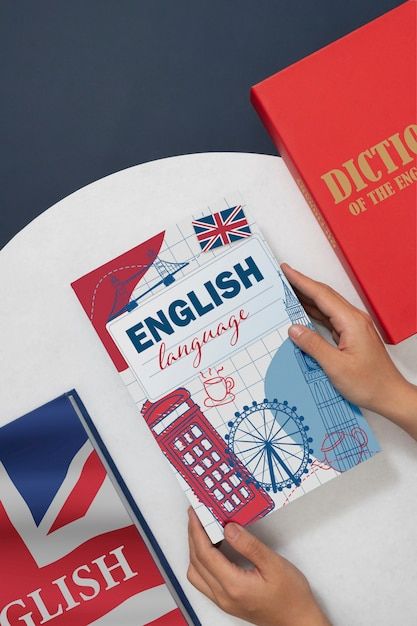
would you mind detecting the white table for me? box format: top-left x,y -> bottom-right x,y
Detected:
1,153 -> 417,626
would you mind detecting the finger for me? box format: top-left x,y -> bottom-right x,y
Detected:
300,303 -> 339,341
290,284 -> 316,308
288,324 -> 342,374
188,508 -> 239,585
280,264 -> 355,332
302,303 -> 333,331
281,263 -> 352,308
224,523 -> 277,577
188,514 -> 224,594
187,563 -> 215,601
301,301 -> 327,321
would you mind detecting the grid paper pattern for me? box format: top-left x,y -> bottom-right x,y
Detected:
118,195 -> 338,542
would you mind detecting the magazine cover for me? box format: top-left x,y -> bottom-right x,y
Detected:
0,392 -> 195,625
72,195 -> 380,543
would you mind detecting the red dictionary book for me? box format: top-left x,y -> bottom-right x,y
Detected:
251,0 -> 417,344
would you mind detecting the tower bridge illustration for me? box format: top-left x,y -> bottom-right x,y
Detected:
280,274 -> 371,472
108,252 -> 189,321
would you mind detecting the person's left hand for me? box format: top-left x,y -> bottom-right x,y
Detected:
187,508 -> 330,626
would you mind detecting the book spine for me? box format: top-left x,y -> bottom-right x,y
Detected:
250,89 -> 338,252
250,87 -> 393,343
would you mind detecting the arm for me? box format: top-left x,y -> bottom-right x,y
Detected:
281,263 -> 417,440
188,508 -> 330,626
187,264 -> 416,626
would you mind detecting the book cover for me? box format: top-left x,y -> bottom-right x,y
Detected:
0,391 -> 196,626
72,196 -> 380,544
251,0 -> 417,344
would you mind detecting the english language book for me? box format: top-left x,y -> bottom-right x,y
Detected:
72,196 -> 380,543
0,391 -> 198,625
251,0 -> 417,344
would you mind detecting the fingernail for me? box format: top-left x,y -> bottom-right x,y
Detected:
225,523 -> 241,542
289,324 -> 305,338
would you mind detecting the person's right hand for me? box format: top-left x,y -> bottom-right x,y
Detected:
188,508 -> 330,626
281,263 -> 417,438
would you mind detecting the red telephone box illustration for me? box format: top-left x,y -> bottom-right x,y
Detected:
141,388 -> 274,527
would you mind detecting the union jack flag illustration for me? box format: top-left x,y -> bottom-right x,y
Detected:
0,394 -> 187,626
192,205 -> 251,252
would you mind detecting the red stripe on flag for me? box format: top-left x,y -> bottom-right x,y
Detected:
145,608 -> 188,625
0,501 -> 167,625
48,451 -> 107,533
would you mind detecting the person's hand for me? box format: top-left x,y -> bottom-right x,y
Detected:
187,508 -> 330,626
281,263 -> 417,438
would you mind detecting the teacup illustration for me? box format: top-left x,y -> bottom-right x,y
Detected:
203,375 -> 235,407
321,427 -> 368,472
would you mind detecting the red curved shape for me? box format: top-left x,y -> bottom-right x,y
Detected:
48,451 -> 106,534
72,230 -> 165,372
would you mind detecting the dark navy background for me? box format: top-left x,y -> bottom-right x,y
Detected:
1,0 -> 405,249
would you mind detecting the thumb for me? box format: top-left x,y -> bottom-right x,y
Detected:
224,523 -> 274,573
288,324 -> 341,374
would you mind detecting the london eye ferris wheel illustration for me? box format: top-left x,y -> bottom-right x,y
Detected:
225,399 -> 314,493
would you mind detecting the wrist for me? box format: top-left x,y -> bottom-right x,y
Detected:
371,376 -> 417,436
280,593 -> 331,626
294,600 -> 331,626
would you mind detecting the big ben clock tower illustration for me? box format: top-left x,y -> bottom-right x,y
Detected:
281,275 -> 371,472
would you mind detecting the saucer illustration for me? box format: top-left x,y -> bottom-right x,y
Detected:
204,393 -> 235,408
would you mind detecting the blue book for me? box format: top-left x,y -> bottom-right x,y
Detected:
72,197 -> 380,544
0,391 -> 199,625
